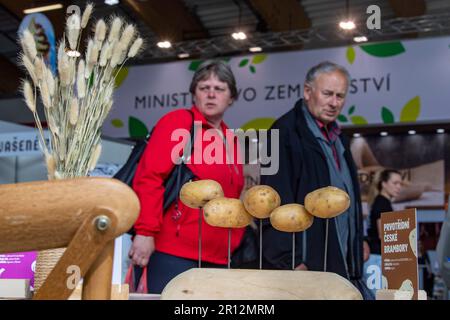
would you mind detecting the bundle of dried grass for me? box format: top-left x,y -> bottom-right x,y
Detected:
19,3 -> 144,180
18,3 -> 143,292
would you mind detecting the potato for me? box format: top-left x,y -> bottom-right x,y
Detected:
203,197 -> 253,228
179,179 -> 224,209
270,204 -> 314,232
304,186 -> 350,219
243,185 -> 281,219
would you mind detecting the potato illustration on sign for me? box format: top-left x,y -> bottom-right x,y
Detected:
399,279 -> 415,299
400,279 -> 414,292
409,228 -> 417,257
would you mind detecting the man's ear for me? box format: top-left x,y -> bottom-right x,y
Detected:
303,84 -> 312,101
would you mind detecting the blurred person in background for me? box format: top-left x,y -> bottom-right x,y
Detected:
366,169 -> 402,254
128,60 -> 245,293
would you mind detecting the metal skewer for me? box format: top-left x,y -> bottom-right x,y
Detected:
198,208 -> 202,268
227,228 -> 231,269
324,219 -> 329,272
259,219 -> 263,270
292,232 -> 296,270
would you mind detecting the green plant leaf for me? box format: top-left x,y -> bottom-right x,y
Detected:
111,119 -> 124,128
350,116 -> 368,125
251,54 -> 267,64
128,116 -> 149,138
188,60 -> 203,71
337,114 -> 348,123
381,106 -> 395,124
348,105 -> 355,115
346,47 -> 356,64
114,67 -> 129,88
239,59 -> 249,67
240,117 -> 276,131
360,41 -> 405,57
400,96 -> 421,122
249,65 -> 256,73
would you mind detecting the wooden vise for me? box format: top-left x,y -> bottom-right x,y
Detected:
0,177 -> 140,300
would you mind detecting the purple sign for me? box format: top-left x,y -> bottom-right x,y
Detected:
0,251 -> 37,290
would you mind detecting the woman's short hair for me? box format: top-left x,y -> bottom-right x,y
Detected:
189,60 -> 238,100
304,61 -> 351,89
376,169 -> 402,192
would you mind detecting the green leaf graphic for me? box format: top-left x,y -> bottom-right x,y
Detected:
346,47 -> 356,64
338,114 -> 348,123
114,67 -> 129,88
249,65 -> 256,73
111,119 -> 124,128
350,116 -> 368,125
381,106 -> 395,124
188,60 -> 203,71
251,54 -> 267,64
400,96 -> 421,122
240,118 -> 276,131
348,105 -> 355,115
128,117 -> 149,138
360,41 -> 405,57
239,59 -> 249,67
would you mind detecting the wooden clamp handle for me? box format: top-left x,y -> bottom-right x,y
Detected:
33,210 -> 117,300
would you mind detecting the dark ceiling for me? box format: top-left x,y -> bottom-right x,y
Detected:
1,0 -> 450,97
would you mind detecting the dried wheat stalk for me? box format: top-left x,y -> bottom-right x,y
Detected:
19,3 -> 143,180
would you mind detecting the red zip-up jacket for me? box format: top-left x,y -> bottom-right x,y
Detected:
132,106 -> 245,265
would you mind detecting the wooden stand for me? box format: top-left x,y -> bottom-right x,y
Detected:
161,268 -> 363,300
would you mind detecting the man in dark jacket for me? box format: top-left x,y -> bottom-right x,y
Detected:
261,61 -> 372,299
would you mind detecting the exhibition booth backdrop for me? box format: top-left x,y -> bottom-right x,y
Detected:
104,35 -> 450,138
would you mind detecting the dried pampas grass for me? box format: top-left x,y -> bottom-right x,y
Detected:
18,3 -> 143,179
128,37 -> 143,58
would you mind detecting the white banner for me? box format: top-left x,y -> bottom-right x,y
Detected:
0,131 -> 50,157
104,36 -> 450,138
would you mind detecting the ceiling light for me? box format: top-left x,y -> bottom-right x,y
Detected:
353,133 -> 361,138
157,41 -> 171,49
249,47 -> 262,52
105,0 -> 120,5
380,131 -> 388,136
66,50 -> 81,58
231,32 -> 247,40
23,4 -> 63,14
353,36 -> 368,43
408,130 -> 416,135
178,53 -> 190,59
437,128 -> 445,133
339,20 -> 356,30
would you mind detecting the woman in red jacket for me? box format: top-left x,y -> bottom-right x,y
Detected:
128,60 -> 245,293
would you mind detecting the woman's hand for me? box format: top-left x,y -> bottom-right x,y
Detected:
128,235 -> 155,267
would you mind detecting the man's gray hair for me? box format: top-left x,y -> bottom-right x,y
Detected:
189,60 -> 238,100
305,61 -> 351,88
